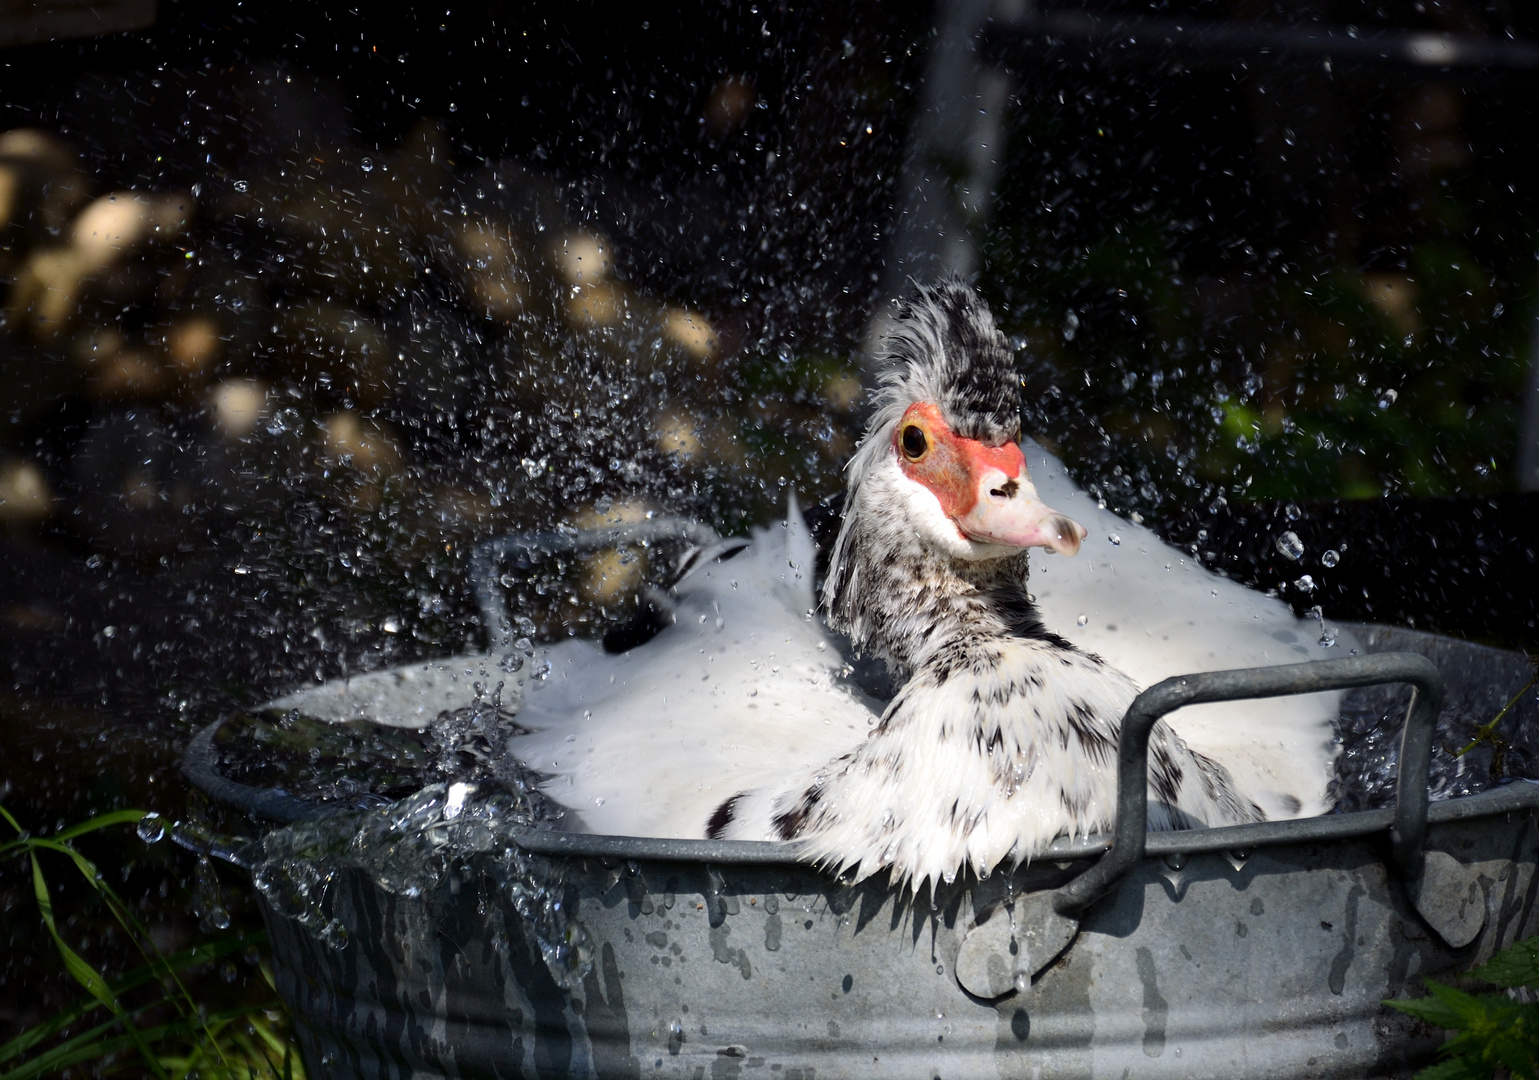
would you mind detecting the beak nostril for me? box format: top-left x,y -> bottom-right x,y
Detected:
990,488 -> 1007,499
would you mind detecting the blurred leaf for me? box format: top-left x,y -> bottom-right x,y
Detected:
1472,936 -> 1539,990
1386,941 -> 1539,1080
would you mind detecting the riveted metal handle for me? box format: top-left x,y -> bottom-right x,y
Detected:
1052,652 -> 1444,917
469,517 -> 721,652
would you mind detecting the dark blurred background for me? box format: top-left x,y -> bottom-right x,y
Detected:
1,0 -> 1537,1047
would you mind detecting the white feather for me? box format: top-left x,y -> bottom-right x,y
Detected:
1023,441 -> 1349,819
758,641 -> 1246,888
511,505 -> 881,838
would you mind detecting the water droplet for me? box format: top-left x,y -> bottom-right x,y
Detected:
361,157 -> 374,172
1285,503 -> 1301,522
136,812 -> 165,844
1319,628 -> 1338,648
1076,614 -> 1088,627
233,179 -> 248,193
1275,531 -> 1304,560
1321,549 -> 1340,567
1012,970 -> 1031,993
499,652 -> 525,673
318,917 -> 350,949
1293,574 -> 1316,594
1377,388 -> 1399,409
1107,534 -> 1121,546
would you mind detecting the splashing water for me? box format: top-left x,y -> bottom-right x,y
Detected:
1331,664 -> 1539,813
207,688 -> 593,990
249,769 -> 593,990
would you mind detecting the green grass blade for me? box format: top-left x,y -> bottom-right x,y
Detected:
0,932 -> 266,1065
0,1003 -> 170,1080
30,853 -> 120,1014
0,1007 -> 262,1080
50,810 -> 148,843
3,803 -> 300,1080
28,852 -> 170,1080
27,823 -> 243,1075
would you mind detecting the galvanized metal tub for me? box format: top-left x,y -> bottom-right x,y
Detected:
185,624 -> 1539,1080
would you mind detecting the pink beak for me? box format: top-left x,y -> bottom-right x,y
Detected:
956,465 -> 1086,556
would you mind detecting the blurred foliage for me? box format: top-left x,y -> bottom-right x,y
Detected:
1387,935 -> 1539,1080
0,803 -> 303,1079
0,109 -> 870,696
982,69 -> 1536,518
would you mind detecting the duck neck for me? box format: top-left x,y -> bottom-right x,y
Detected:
828,515 -> 1066,678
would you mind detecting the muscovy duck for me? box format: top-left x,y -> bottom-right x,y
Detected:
509,281 -> 1335,890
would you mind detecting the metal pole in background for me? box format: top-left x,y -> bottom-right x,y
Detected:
862,0 -> 1020,369
1520,256 -> 1539,491
876,5 -> 1539,490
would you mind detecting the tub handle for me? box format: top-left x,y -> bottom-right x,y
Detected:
1051,652 -> 1446,918
469,518 -> 720,651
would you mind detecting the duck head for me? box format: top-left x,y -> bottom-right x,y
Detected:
889,399 -> 1083,559
823,280 -> 1085,659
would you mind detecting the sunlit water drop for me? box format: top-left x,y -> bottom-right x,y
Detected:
136,811 -> 166,844
1275,531 -> 1304,561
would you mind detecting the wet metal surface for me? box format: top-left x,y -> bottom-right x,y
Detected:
261,801 -> 1539,1079
191,623 -> 1539,1078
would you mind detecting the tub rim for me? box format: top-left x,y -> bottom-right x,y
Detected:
181,695 -> 1539,869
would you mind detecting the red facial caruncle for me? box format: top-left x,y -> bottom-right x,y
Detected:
892,402 -> 1086,556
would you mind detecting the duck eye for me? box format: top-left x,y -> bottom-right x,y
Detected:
901,424 -> 928,460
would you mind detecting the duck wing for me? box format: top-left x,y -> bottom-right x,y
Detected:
1023,441 -> 1348,820
509,501 -> 884,839
757,637 -> 1263,890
